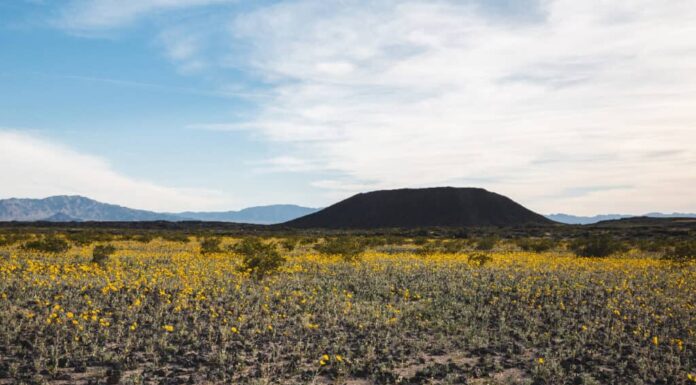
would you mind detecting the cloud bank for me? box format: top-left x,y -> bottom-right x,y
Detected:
224,0 -> 696,214
0,131 -> 229,212
53,0 -> 696,214
56,0 -> 234,31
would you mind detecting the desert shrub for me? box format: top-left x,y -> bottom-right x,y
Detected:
233,238 -> 285,279
91,244 -> 116,265
280,238 -> 299,251
384,235 -> 407,246
475,236 -> 498,251
442,240 -> 467,253
66,231 -> 114,246
516,238 -> 555,253
200,237 -> 222,254
361,236 -> 386,248
159,233 -> 190,243
22,236 -> 69,253
571,235 -> 625,258
315,237 -> 366,262
663,241 -> 696,263
416,241 -> 441,256
133,234 -> 155,243
299,237 -> 317,245
468,252 -> 492,266
0,233 -> 29,246
637,238 -> 668,253
413,237 -> 428,246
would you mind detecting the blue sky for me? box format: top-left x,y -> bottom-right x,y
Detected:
1,0 -> 695,214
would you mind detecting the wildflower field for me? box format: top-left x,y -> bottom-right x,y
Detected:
0,232 -> 694,384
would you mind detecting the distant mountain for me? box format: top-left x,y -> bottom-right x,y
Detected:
179,205 -> 319,224
547,212 -> 696,225
545,213 -> 632,224
0,196 -> 181,222
592,216 -> 696,228
41,212 -> 82,222
0,196 -> 317,224
284,187 -> 555,229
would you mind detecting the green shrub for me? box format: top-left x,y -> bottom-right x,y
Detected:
159,233 -> 191,243
133,234 -> 154,244
22,236 -> 69,253
468,252 -> 492,267
0,233 -> 29,246
571,235 -> 625,258
92,244 -> 116,265
416,241 -> 441,256
413,237 -> 428,246
442,240 -> 467,253
516,238 -> 555,253
663,241 -> 696,263
637,239 -> 667,253
280,238 -> 298,251
299,237 -> 317,245
233,238 -> 285,279
475,236 -> 498,251
66,231 -> 114,246
384,235 -> 407,246
315,237 -> 366,262
200,237 -> 222,254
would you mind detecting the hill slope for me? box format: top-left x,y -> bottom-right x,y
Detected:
284,187 -> 554,229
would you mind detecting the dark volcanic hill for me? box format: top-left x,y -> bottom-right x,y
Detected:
283,187 -> 555,229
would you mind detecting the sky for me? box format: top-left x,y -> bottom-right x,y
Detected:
1,0 -> 695,215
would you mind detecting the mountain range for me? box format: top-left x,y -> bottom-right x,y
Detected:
0,196 -> 318,224
546,212 -> 696,224
0,194 -> 693,226
177,205 -> 319,224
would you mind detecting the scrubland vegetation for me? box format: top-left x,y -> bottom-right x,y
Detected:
0,228 -> 694,384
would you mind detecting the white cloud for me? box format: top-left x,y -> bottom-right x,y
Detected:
50,0 -> 696,214
221,0 -> 696,215
0,130 -> 231,212
56,0 -> 233,31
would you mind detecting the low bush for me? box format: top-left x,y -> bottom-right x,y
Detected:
66,231 -> 114,246
159,233 -> 191,243
132,234 -> 155,243
517,238 -> 555,253
413,237 -> 428,246
0,233 -> 29,246
571,235 -> 625,258
92,244 -> 116,265
22,236 -> 70,254
475,236 -> 498,251
280,238 -> 298,251
468,252 -> 492,266
233,238 -> 285,279
441,239 -> 467,253
200,237 -> 222,254
315,237 -> 366,262
663,241 -> 696,263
